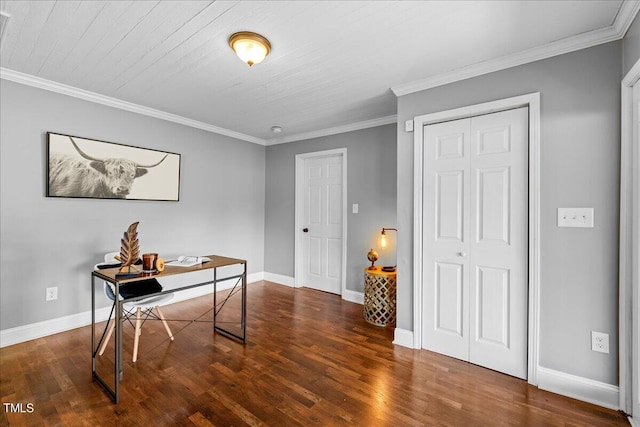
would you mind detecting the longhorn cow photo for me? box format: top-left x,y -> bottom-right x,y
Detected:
46,133 -> 181,201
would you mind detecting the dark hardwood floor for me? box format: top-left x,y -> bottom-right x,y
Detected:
0,281 -> 630,426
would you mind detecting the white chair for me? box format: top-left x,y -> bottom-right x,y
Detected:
95,252 -> 175,362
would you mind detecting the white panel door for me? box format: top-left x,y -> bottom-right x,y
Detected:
301,155 -> 342,294
422,119 -> 471,360
422,107 -> 528,379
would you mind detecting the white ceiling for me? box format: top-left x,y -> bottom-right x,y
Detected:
0,1 -> 637,145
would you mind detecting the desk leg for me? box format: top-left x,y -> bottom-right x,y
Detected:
91,274 -> 96,375
242,261 -> 247,339
91,275 -> 119,403
213,267 -> 217,331
114,290 -> 122,403
212,265 -> 247,343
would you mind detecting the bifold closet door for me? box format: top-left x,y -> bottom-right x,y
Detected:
422,107 -> 528,379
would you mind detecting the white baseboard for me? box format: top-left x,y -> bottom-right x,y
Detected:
263,272 -> 295,287
387,335 -> 620,410
390,336 -> 620,411
342,289 -> 364,305
537,366 -> 619,410
262,273 -> 363,305
393,328 -> 415,348
629,416 -> 638,427
247,272 -> 264,284
0,306 -> 114,348
0,273 -> 263,348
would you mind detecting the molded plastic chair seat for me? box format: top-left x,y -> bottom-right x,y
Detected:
95,252 -> 175,362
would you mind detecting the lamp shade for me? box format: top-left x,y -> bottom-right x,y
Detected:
229,31 -> 271,67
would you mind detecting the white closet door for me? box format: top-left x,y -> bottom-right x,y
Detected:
422,117 -> 471,361
422,107 -> 528,379
468,108 -> 528,379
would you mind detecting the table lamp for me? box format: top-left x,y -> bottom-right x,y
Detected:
380,227 -> 397,272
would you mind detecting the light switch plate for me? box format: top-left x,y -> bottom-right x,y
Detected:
405,120 -> 414,132
557,208 -> 594,228
352,204 -> 358,214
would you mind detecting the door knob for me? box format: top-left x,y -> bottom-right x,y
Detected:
303,228 -> 309,233
458,252 -> 467,257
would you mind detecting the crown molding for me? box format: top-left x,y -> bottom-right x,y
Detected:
615,0 -> 640,35
391,1 -> 640,97
265,114 -> 397,145
1,66 -> 394,146
0,67 -> 267,146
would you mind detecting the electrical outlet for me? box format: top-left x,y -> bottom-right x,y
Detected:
591,331 -> 609,354
45,286 -> 58,301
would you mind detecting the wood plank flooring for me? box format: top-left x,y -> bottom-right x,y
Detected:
0,281 -> 630,426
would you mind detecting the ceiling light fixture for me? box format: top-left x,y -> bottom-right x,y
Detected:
271,126 -> 282,133
228,31 -> 271,67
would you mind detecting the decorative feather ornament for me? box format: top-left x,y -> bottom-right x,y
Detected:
119,221 -> 140,273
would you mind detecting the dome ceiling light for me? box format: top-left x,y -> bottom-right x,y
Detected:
228,31 -> 271,67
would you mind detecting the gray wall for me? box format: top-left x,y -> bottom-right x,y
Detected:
396,42 -> 621,385
264,125 -> 397,292
0,80 -> 265,330
623,12 -> 640,77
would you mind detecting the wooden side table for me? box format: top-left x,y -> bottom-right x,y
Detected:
363,267 -> 397,327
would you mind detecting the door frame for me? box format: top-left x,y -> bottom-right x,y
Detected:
412,92 -> 541,385
294,148 -> 348,295
620,57 -> 640,418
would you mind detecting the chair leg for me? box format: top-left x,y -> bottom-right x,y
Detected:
155,306 -> 174,341
98,320 -> 115,356
132,307 -> 142,363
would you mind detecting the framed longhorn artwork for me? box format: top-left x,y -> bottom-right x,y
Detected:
46,132 -> 181,201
